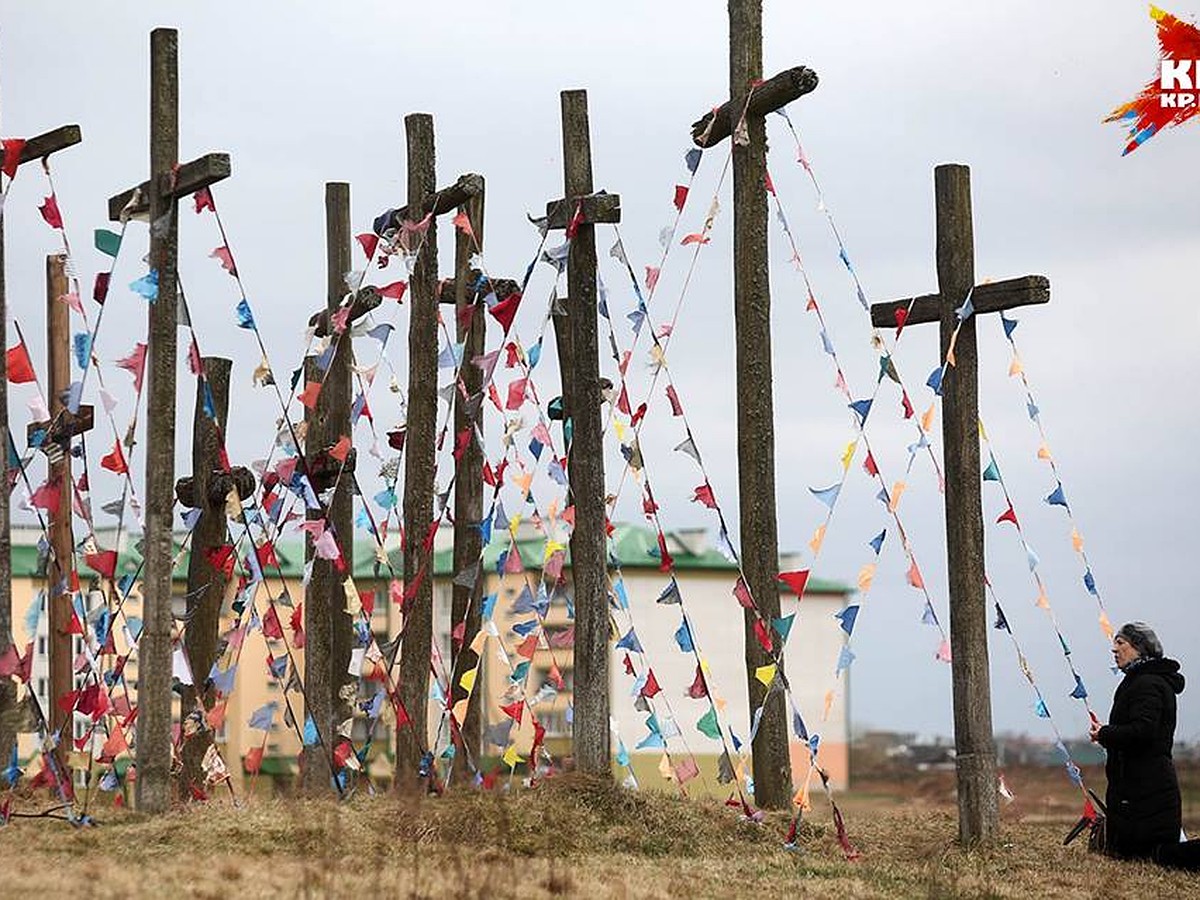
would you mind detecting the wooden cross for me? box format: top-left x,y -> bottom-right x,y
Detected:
171,356 -> 256,794
869,163 -> 1050,845
541,89 -> 621,776
0,122 -> 82,779
104,27 -> 231,814
686,0 -> 818,811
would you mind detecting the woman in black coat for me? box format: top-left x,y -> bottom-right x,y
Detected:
1089,621 -> 1185,861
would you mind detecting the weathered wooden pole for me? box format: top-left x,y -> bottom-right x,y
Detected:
136,27 -> 183,814
557,90 -> 611,775
44,255 -> 79,765
397,113 -> 438,783
0,123 -> 82,770
176,356 -> 232,793
300,182 -> 356,792
449,185 -> 486,759
45,254 -> 75,775
728,0 -> 789,810
104,28 -> 230,814
870,164 -> 1051,845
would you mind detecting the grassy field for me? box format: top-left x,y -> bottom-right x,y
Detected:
2,767 -> 1198,898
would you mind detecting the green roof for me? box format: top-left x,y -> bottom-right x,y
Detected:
11,523 -> 850,595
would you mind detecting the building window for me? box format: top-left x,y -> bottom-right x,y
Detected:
37,636 -> 46,657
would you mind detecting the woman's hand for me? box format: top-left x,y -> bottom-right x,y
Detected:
1089,719 -> 1104,743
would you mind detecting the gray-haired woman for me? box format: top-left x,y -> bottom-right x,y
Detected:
1089,622 -> 1189,863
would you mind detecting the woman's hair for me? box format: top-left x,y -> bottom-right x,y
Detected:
1117,621 -> 1164,659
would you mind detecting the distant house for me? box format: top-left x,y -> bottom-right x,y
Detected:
9,521 -> 853,795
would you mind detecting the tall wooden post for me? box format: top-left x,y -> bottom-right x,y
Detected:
0,123 -> 83,772
870,164 -> 1051,845
559,90 -> 610,775
45,254 -> 74,773
728,0 -> 790,809
301,182 -> 356,792
397,113 -> 438,782
136,27 -> 182,814
449,186 -> 485,759
178,356 -> 232,793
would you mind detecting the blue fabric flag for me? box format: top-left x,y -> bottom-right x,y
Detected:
921,601 -> 938,626
810,483 -> 842,510
528,338 -> 542,370
1034,698 -> 1050,718
1070,675 -> 1088,700
836,646 -> 855,675
373,487 -> 397,510
848,398 -> 873,425
1026,399 -> 1040,421
66,380 -> 83,414
511,585 -> 536,615
366,323 -> 393,343
268,654 -> 287,678
868,530 -> 886,555
302,715 -> 319,746
927,366 -> 944,396
211,663 -> 238,695
73,332 -> 92,370
510,660 -> 531,684
613,578 -> 629,610
792,709 -> 808,741
955,294 -> 974,321
994,603 -> 1010,632
657,579 -> 681,605
772,613 -> 795,642
235,298 -> 255,330
1083,569 -> 1097,596
249,702 -> 277,731
481,593 -> 498,621
835,604 -> 859,636
511,618 -> 538,637
674,618 -> 694,653
130,270 -> 159,302
1001,314 -> 1018,339
684,148 -> 702,175
201,381 -> 216,420
1025,544 -> 1040,572
982,459 -> 1001,482
820,330 -> 835,355
616,627 -> 643,653
636,730 -> 665,750
1045,483 -> 1068,508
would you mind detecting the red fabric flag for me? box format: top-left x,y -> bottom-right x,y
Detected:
778,570 -> 810,597
2,138 -> 26,178
686,665 -> 708,699
863,452 -> 878,477
193,188 -> 215,213
996,506 -> 1019,527
93,272 -> 111,305
100,725 -> 129,760
210,245 -> 237,276
641,669 -> 661,698
489,291 -> 522,333
680,232 -> 710,246
100,441 -> 128,475
355,232 -> 379,259
116,342 -> 148,393
900,391 -> 914,419
505,378 -> 527,410
244,745 -> 264,774
328,435 -> 352,462
565,203 -> 584,240
255,541 -> 279,570
631,402 -> 647,427
500,701 -> 523,724
262,605 -> 284,640
656,530 -> 674,573
907,559 -> 925,590
753,618 -> 773,652
764,170 -> 776,196
673,184 -> 689,211
622,653 -> 635,676
6,342 -> 36,383
894,307 -> 909,335
30,480 -> 61,516
451,210 -> 475,238
85,550 -> 118,579
666,384 -> 683,416
733,577 -> 755,610
39,195 -> 63,229
299,380 -> 321,410
377,280 -> 408,301
204,544 -> 236,577
691,483 -> 718,509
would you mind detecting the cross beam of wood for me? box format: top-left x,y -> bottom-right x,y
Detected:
436,272 -> 519,305
691,65 -> 818,148
869,163 -> 1051,847
16,125 -> 83,164
543,191 -> 621,229
106,152 -> 231,222
307,285 -> 382,337
372,172 -> 483,237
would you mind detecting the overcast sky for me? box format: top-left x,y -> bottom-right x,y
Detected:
2,2 -> 1198,746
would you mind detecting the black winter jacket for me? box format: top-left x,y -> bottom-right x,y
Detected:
1096,657 -> 1185,859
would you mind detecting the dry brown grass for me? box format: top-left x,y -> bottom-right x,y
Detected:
2,772 -> 1198,898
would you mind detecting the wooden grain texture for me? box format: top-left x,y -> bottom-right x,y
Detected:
136,26 -> 181,815
17,125 -> 82,163
179,356 -> 232,794
729,0 -> 791,811
45,254 -> 74,779
449,186 -> 486,761
691,65 -> 817,147
934,164 -> 999,845
869,275 -> 1049,328
107,152 -> 230,222
397,114 -> 438,784
374,172 -> 482,236
560,89 -> 610,776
